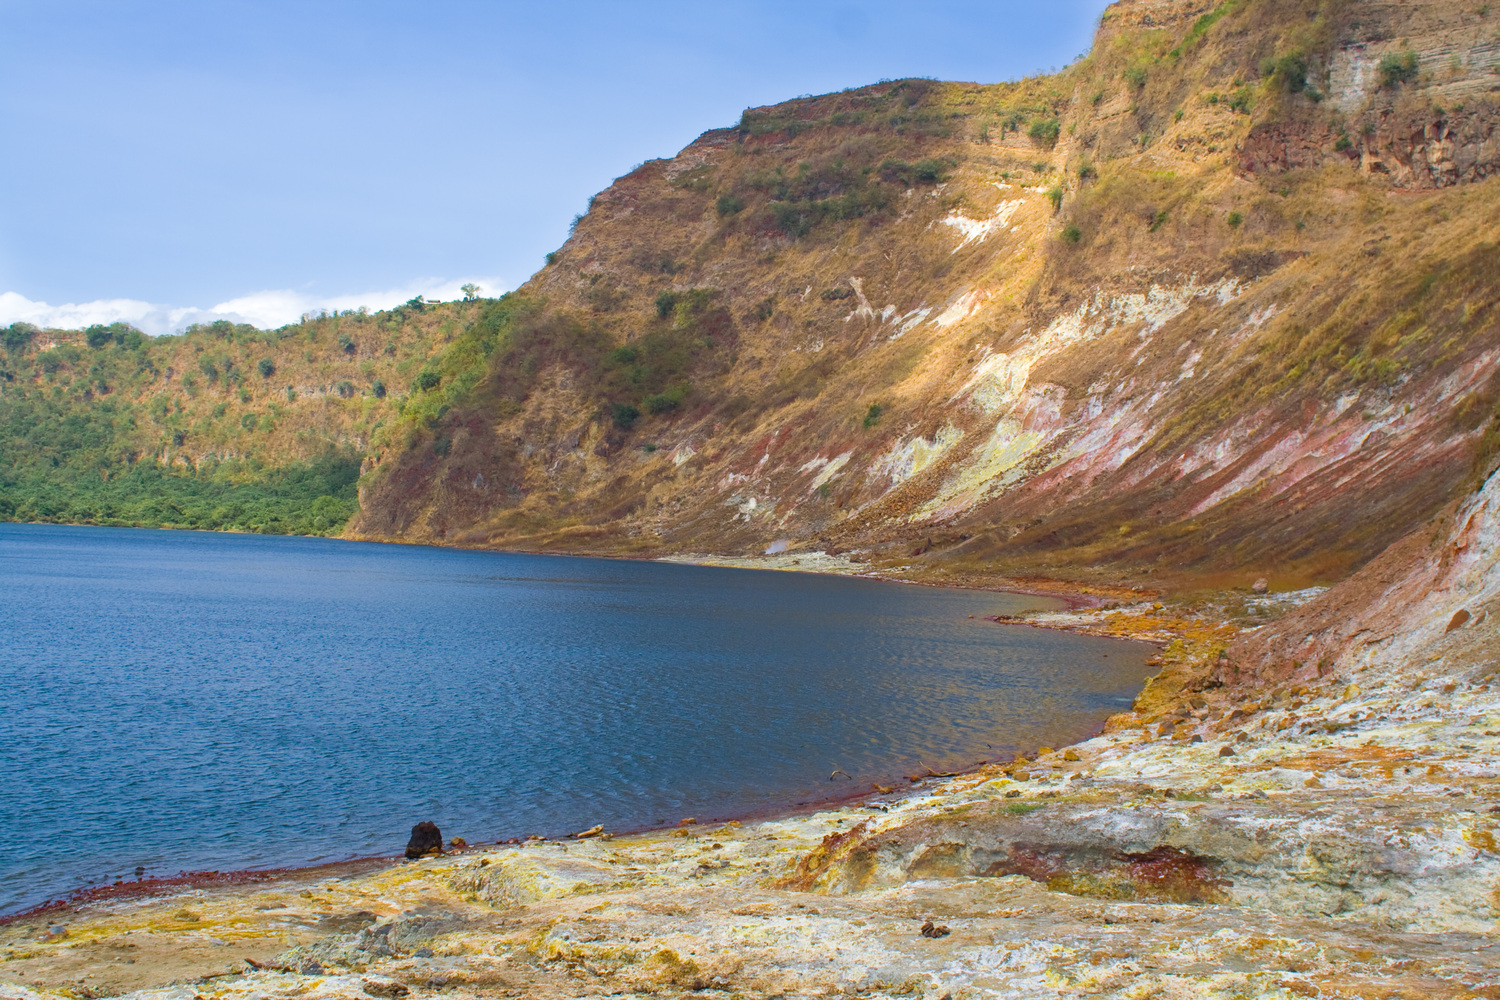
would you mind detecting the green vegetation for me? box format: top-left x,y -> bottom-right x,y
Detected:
1061,224 -> 1082,244
0,452 -> 360,535
1027,118 -> 1061,148
0,299 -> 465,535
1168,0 -> 1238,60
863,403 -> 883,429
1262,52 -> 1309,94
1227,211 -> 1244,228
1378,49 -> 1420,88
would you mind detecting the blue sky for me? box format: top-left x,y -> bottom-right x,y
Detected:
0,0 -> 1109,333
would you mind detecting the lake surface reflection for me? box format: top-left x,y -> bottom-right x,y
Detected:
0,524 -> 1154,912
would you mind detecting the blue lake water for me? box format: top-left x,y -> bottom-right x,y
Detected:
0,523 -> 1154,913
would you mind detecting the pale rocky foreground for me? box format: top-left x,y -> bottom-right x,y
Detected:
4,476 -> 1499,1000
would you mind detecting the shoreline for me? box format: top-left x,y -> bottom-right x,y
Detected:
0,592 -> 1168,928
0,552 -> 1165,927
4,564 -> 1494,998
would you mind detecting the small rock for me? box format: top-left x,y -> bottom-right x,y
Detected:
1012,770 -> 1032,781
1447,609 -> 1472,633
1218,746 -> 1236,757
405,821 -> 442,859
448,837 -> 467,849
1062,749 -> 1080,761
919,920 -> 951,938
1252,578 -> 1268,593
573,825 -> 604,839
413,948 -> 434,959
362,978 -> 410,998
679,817 -> 698,826
296,959 -> 325,975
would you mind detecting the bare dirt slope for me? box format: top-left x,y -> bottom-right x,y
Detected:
351,0 -> 1500,596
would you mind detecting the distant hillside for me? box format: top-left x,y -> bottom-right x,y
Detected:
9,0 -> 1500,598
346,0 -> 1500,593
0,301 -> 474,534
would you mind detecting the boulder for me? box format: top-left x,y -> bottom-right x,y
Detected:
405,821 -> 442,859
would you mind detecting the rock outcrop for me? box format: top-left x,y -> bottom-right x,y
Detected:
404,821 -> 442,860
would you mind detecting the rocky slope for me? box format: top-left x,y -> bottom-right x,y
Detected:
351,0 -> 1500,597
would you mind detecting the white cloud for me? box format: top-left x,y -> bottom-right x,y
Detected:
0,276 -> 508,337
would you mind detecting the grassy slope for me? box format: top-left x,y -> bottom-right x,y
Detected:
0,303 -> 475,534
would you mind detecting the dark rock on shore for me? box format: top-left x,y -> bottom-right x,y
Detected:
405,822 -> 442,859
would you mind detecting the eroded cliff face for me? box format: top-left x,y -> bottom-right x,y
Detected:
349,0 -> 1500,594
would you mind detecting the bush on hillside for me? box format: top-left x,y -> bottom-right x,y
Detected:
1028,119 -> 1061,148
1378,50 -> 1419,88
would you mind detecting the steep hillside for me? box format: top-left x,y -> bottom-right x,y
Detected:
350,0 -> 1500,594
0,303 -> 466,533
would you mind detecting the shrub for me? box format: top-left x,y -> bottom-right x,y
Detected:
415,369 -> 441,392
1028,118 -> 1061,148
3,323 -> 36,353
655,291 -> 679,319
1263,53 -> 1308,93
1046,185 -> 1064,212
611,402 -> 640,430
716,194 -> 745,216
240,413 -> 259,431
1123,65 -> 1148,89
879,158 -> 953,186
336,380 -> 355,398
1061,225 -> 1082,244
1334,133 -> 1353,151
337,333 -> 356,355
1227,87 -> 1254,114
1149,210 -> 1169,232
820,287 -> 854,301
1078,162 -> 1097,181
608,346 -> 639,365
199,358 -> 219,382
645,384 -> 687,414
85,325 -> 114,349
257,358 -> 275,378
863,403 -> 883,429
372,380 -> 386,398
1378,50 -> 1419,88
1228,211 -> 1244,228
